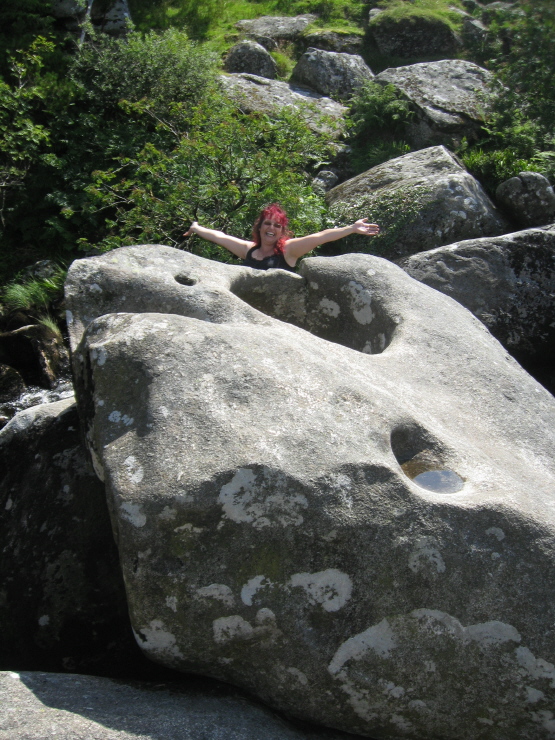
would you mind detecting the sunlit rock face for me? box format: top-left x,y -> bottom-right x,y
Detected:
66,246 -> 555,740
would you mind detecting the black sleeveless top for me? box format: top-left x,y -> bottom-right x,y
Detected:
242,246 -> 295,271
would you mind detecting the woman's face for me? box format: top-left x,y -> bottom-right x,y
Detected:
260,218 -> 284,244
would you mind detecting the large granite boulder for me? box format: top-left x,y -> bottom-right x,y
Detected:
325,145 -> 509,259
374,60 -> 495,148
400,225 -> 555,384
225,40 -> 278,79
235,15 -> 317,42
0,671 -> 350,740
368,13 -> 461,58
290,48 -> 374,100
219,73 -> 346,136
65,245 -> 555,740
496,172 -> 555,228
0,398 -> 143,677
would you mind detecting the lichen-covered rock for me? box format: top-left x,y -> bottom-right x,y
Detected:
65,245 -> 555,740
400,225 -> 555,376
325,145 -> 509,259
235,15 -> 317,42
225,41 -> 277,79
0,671 -> 352,740
496,172 -> 555,228
219,73 -> 346,136
302,31 -> 364,55
368,13 -> 461,57
375,60 -> 495,148
290,48 -> 374,100
0,399 -> 141,676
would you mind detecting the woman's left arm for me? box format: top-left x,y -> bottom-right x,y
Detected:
284,218 -> 380,262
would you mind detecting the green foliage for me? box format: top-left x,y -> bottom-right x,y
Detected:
0,0 -> 56,78
80,98 -> 331,259
348,81 -> 413,173
457,1 -> 555,193
271,49 -> 296,80
2,266 -> 66,313
327,184 -> 432,256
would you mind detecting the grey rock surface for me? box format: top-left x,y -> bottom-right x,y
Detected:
90,0 -> 131,34
312,170 -> 339,195
368,13 -> 461,57
225,40 -> 278,79
326,145 -> 509,259
0,399 -> 141,676
236,15 -> 317,41
496,171 -> 555,228
0,671 -> 352,740
400,225 -> 555,366
65,245 -> 555,739
291,48 -> 374,100
51,0 -> 86,19
302,31 -> 363,54
375,60 -> 495,148
219,73 -> 346,136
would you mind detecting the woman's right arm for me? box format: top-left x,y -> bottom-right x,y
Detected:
184,222 -> 252,259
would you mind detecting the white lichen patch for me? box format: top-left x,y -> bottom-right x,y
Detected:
212,608 -> 279,645
89,282 -> 103,293
123,456 -> 144,484
5,497 -> 13,511
329,618 -> 397,675
120,501 -> 146,527
218,468 -> 308,528
38,615 -> 50,626
90,347 -> 107,366
241,575 -> 272,606
526,686 -> 545,703
319,298 -> 340,318
285,667 -> 308,685
133,620 -> 183,659
289,569 -> 352,612
158,506 -> 177,520
486,527 -> 505,541
345,281 -> 374,325
165,596 -> 178,612
408,537 -> 446,574
196,584 -> 235,608
516,646 -> 555,687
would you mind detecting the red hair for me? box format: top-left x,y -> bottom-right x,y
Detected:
251,203 -> 292,255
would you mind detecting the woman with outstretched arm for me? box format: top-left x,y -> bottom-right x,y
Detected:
184,203 -> 380,271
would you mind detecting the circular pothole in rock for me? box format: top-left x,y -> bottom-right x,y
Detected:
391,423 -> 464,494
175,274 -> 197,286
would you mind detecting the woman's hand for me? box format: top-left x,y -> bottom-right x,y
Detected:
352,218 -> 380,236
183,221 -> 198,237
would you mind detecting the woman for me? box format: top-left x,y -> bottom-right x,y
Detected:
184,203 -> 379,271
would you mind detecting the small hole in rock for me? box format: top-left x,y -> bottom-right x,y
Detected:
409,469 -> 464,493
391,424 -> 464,493
175,274 -> 197,286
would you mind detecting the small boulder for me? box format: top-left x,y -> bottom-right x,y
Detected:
0,363 -> 26,405
312,170 -> 339,195
375,59 -> 495,148
302,31 -> 363,54
368,13 -> 461,57
462,16 -> 488,43
496,172 -> 555,228
219,73 -> 346,136
90,0 -> 131,34
325,145 -> 509,259
291,48 -> 374,100
225,40 -> 277,79
235,15 -> 317,42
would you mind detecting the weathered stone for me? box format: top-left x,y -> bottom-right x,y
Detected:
312,170 -> 339,195
51,0 -> 86,20
462,16 -> 488,43
374,60 -> 495,148
90,0 -> 131,34
225,40 -> 278,79
368,13 -> 461,58
496,172 -> 555,228
326,145 -> 509,259
0,399 -> 143,677
291,48 -> 374,100
400,225 -> 555,379
219,73 -> 346,136
246,34 -> 278,51
481,1 -> 517,23
65,245 -> 555,740
302,31 -> 364,55
0,671 -> 352,740
235,15 -> 317,42
0,323 -> 68,389
0,364 -> 26,405
461,0 -> 483,12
